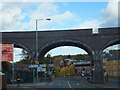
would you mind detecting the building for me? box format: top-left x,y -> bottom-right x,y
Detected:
59,59 -> 72,67
72,60 -> 92,75
103,60 -> 120,78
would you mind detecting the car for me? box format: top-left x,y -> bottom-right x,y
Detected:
67,74 -> 71,77
81,73 -> 84,77
85,73 -> 92,80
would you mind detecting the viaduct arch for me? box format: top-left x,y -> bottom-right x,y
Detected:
100,39 -> 120,52
39,39 -> 94,60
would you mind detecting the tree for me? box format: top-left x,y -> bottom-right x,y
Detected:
15,50 -> 31,64
46,54 -> 51,59
69,64 -> 75,76
2,62 -> 12,73
44,53 -> 53,64
21,50 -> 30,60
66,55 -> 71,59
53,65 -> 60,77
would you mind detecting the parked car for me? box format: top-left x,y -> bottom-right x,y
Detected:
86,73 -> 92,80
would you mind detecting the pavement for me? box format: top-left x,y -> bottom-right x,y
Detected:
92,78 -> 119,88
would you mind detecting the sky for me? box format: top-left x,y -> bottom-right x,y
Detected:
0,0 -> 119,31
0,0 -> 119,61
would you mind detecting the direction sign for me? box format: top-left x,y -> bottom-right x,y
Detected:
29,64 -> 46,68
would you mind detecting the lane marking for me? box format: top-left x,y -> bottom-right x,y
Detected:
36,83 -> 45,86
68,81 -> 72,88
38,83 -> 45,85
77,83 -> 80,85
49,82 -> 55,85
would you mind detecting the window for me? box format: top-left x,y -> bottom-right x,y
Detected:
113,60 -> 116,63
103,66 -> 106,69
119,66 -> 120,69
113,66 -> 117,69
113,72 -> 117,76
119,72 -> 120,76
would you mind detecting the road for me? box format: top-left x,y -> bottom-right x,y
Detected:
41,77 -> 99,88
7,76 -> 119,90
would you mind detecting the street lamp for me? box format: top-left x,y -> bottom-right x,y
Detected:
35,18 -> 51,82
36,18 -> 51,61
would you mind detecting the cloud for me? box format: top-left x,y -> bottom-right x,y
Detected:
101,0 -> 118,21
29,2 -> 58,20
100,0 -> 119,27
0,3 -> 4,10
1,1 -> 119,32
27,2 -> 59,30
76,0 -> 119,29
46,46 -> 87,56
26,3 -> 76,31
51,11 -> 76,23
0,2 -> 25,31
0,0 -> 112,3
60,46 -> 69,50
77,19 -> 102,29
0,2 -> 77,31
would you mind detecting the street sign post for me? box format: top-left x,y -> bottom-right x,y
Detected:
29,64 -> 46,82
2,44 -> 14,84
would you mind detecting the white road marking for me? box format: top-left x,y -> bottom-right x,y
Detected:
77,83 -> 80,85
39,83 -> 45,85
37,83 -> 45,86
68,81 -> 72,88
49,82 -> 55,85
58,83 -> 61,85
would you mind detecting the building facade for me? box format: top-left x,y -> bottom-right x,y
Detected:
103,60 -> 120,78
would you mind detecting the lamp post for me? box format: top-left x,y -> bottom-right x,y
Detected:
35,18 -> 51,82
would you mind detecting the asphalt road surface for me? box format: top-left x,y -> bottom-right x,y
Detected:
7,76 -> 119,90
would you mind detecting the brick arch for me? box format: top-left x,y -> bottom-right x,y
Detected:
38,39 -> 95,60
3,41 -> 33,58
2,27 -> 119,82
100,38 -> 120,53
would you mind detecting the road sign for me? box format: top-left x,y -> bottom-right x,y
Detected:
29,65 -> 38,68
39,64 -> 46,67
37,67 -> 46,72
37,67 -> 42,72
29,64 -> 46,68
2,44 -> 14,62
